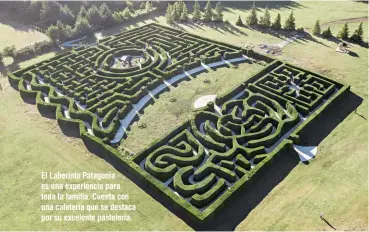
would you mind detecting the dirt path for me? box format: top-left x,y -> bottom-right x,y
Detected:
306,16 -> 368,30
321,16 -> 368,27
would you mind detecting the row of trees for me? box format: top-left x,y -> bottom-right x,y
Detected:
313,20 -> 364,43
236,5 -> 298,31
0,1 -> 143,25
0,40 -> 55,64
165,0 -> 224,24
46,2 -> 154,42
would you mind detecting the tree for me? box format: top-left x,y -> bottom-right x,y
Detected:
87,5 -> 103,28
140,2 -> 145,10
165,3 -> 174,24
180,3 -> 189,22
99,3 -> 114,25
192,0 -> 201,22
74,16 -> 93,37
3,45 -> 16,58
337,22 -> 349,40
145,1 -> 153,12
112,11 -> 124,23
259,7 -> 271,28
350,22 -> 363,43
76,6 -> 88,21
214,2 -> 223,22
46,24 -> 59,42
58,5 -> 75,25
47,21 -> 73,42
40,1 -> 61,21
284,11 -> 295,31
246,3 -> 258,26
172,2 -> 181,21
122,7 -> 131,19
26,1 -> 43,21
173,0 -> 183,21
321,26 -> 332,38
271,13 -> 282,30
235,15 -> 243,26
203,0 -> 213,22
0,51 -> 3,65
312,20 -> 321,35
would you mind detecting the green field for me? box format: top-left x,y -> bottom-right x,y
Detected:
0,1 -> 367,230
0,17 -> 49,50
121,62 -> 264,152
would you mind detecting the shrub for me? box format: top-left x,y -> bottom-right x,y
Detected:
213,1 -> 223,22
245,3 -> 258,26
203,0 -> 213,22
297,27 -> 304,33
87,4 -> 103,28
73,16 -> 93,37
165,3 -> 174,24
321,26 -> 332,38
58,5 -> 75,25
122,7 -> 131,19
3,45 -> 16,58
259,7 -> 271,28
180,2 -> 189,22
192,0 -> 201,22
140,2 -> 146,10
99,3 -> 114,26
350,22 -> 363,44
284,11 -> 295,31
337,22 -> 349,40
312,20 -> 321,35
40,1 -> 61,21
235,15 -> 243,26
271,13 -> 282,30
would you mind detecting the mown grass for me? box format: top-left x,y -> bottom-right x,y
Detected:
0,77 -> 190,230
120,62 -> 264,152
0,0 -> 367,230
0,18 -> 49,50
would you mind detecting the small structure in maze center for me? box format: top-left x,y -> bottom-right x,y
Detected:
120,55 -> 132,66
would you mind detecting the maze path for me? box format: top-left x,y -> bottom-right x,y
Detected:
133,60 -> 348,220
9,23 -> 245,145
8,23 -> 349,222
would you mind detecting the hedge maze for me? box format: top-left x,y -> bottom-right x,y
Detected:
8,23 -> 246,145
8,23 -> 349,223
133,59 -> 349,221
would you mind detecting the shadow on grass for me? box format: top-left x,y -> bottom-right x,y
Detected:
321,217 -> 337,230
196,1 -> 306,12
296,91 -> 363,146
76,93 -> 360,231
348,50 -> 360,57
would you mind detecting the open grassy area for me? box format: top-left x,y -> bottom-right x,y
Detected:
0,15 -> 49,50
121,62 -> 264,153
236,25 -> 368,231
0,77 -> 190,231
0,0 -> 367,230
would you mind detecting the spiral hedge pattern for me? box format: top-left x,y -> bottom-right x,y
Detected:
8,23 -> 245,145
134,60 -> 349,219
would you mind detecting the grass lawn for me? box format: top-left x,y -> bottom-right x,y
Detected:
0,77 -> 190,231
0,0 -> 367,230
120,62 -> 264,153
0,17 -> 50,50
